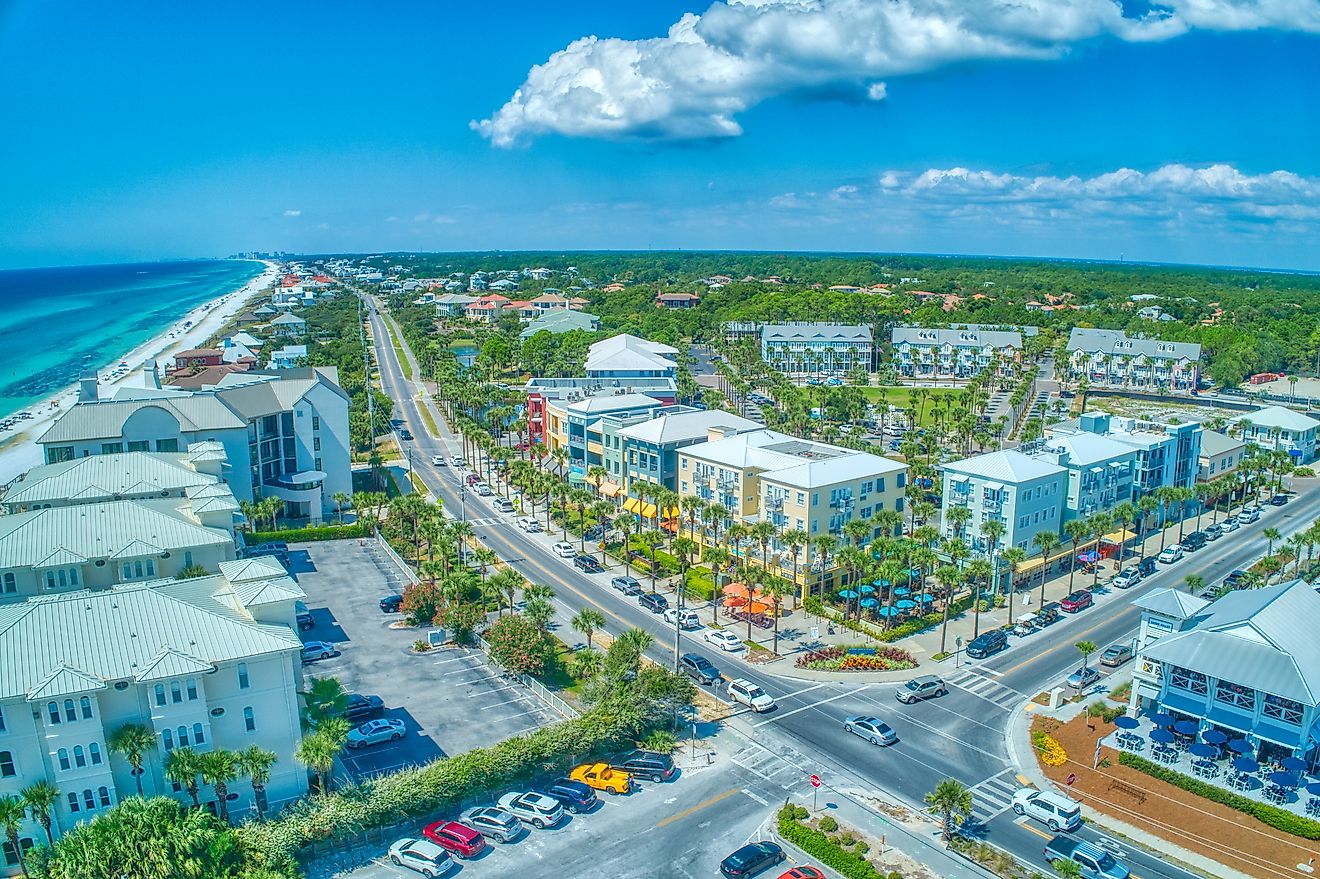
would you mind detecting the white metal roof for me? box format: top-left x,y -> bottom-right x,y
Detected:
761,323 -> 872,344
2,452 -> 222,508
617,409 -> 762,446
943,449 -> 1065,483
1245,406 -> 1320,433
584,334 -> 678,373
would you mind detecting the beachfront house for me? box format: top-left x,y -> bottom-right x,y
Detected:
1239,406 -> 1320,463
268,313 -> 307,337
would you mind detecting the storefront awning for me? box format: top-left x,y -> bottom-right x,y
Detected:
622,497 -> 642,515
598,481 -> 622,498
1159,690 -> 1208,719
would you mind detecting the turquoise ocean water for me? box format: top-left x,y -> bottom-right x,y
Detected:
0,259 -> 264,419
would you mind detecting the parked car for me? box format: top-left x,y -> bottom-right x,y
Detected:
343,693 -> 384,722
1225,569 -> 1248,589
1222,516 -> 1241,532
1158,545 -> 1184,564
1238,507 -> 1261,524
1110,567 -> 1141,589
474,483 -> 492,497
1036,604 -> 1061,626
1137,556 -> 1158,577
727,678 -> 775,712
494,498 -> 516,513
966,629 -> 1008,659
611,575 -> 642,595
458,806 -> 523,843
1012,789 -> 1083,832
421,820 -> 485,859
573,554 -> 604,573
1013,613 -> 1040,637
552,541 -> 576,558
1066,666 -> 1101,690
1100,644 -> 1133,667
639,592 -> 669,613
387,837 -> 454,877
296,607 -> 315,631
704,629 -> 744,652
610,749 -> 676,783
380,593 -> 403,613
569,762 -> 631,794
1204,523 -> 1224,541
544,778 -> 598,813
843,715 -> 897,746
516,516 -> 542,533
301,641 -> 338,663
1270,493 -> 1289,506
347,717 -> 406,748
430,455 -> 446,467
663,607 -> 700,629
449,455 -> 465,468
1060,590 -> 1094,613
896,676 -> 946,704
1182,531 -> 1207,551
1042,834 -> 1129,879
720,841 -> 786,877
776,869 -> 827,879
465,474 -> 481,486
497,791 -> 564,829
679,653 -> 721,685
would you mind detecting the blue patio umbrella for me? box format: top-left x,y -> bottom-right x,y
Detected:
1281,756 -> 1308,773
1233,756 -> 1259,773
1150,728 -> 1175,744
1201,729 -> 1228,745
1149,712 -> 1175,727
895,599 -> 917,610
917,594 -> 935,604
906,568 -> 922,579
893,586 -> 912,596
1270,771 -> 1299,788
1173,720 -> 1199,736
1113,715 -> 1139,730
858,584 -> 876,594
1189,742 -> 1216,758
1307,782 -> 1320,796
877,606 -> 901,617
860,597 -> 879,608
1228,739 -> 1253,754
872,578 -> 891,587
838,589 -> 859,599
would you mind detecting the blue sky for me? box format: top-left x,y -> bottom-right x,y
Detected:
1,1 -> 1317,270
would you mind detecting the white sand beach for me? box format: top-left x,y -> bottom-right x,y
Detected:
0,260 -> 280,486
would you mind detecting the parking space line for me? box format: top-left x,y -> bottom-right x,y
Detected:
431,655 -> 475,666
482,708 -> 546,723
478,695 -> 529,710
469,683 -> 522,697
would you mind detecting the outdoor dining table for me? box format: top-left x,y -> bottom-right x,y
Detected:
1154,746 -> 1179,765
1192,759 -> 1220,779
1308,797 -> 1320,817
1230,773 -> 1252,792
1116,732 -> 1143,751
1265,785 -> 1288,805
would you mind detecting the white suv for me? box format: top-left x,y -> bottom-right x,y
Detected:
1011,788 -> 1082,832
552,541 -> 576,558
516,517 -> 541,533
727,678 -> 775,712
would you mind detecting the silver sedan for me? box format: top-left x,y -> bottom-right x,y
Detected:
843,715 -> 898,746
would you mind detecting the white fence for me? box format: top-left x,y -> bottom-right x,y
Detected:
476,634 -> 580,720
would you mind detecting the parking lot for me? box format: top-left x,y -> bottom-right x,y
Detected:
292,539 -> 558,781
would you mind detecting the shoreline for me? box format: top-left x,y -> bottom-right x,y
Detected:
0,259 -> 280,486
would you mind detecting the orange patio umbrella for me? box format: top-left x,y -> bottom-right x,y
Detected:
723,595 -> 749,608
723,582 -> 751,597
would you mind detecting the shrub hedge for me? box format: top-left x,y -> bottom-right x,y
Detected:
776,805 -> 899,879
804,595 -> 974,643
1118,752 -> 1320,839
243,523 -> 368,545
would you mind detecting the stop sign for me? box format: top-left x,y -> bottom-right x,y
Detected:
810,774 -> 821,788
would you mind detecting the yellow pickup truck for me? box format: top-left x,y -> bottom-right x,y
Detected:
569,762 -> 632,794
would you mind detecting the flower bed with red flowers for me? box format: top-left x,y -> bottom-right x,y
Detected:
795,645 -> 917,672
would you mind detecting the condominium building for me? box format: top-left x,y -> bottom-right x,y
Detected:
890,325 -> 1032,379
38,368 -> 350,522
1240,406 -> 1320,463
1032,432 -> 1136,522
1065,328 -> 1201,393
760,324 -> 873,376
522,377 -> 676,447
1,445 -> 230,513
0,562 -> 307,858
1048,412 -> 1202,499
677,429 -> 907,594
1198,430 -> 1247,481
584,334 -> 678,379
543,393 -> 669,471
596,407 -> 762,498
940,450 -> 1065,554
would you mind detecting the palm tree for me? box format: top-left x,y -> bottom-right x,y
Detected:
703,545 -> 730,622
751,521 -> 777,577
924,778 -> 973,842
108,722 -> 157,796
297,718 -> 349,794
783,528 -> 809,602
1088,513 -> 1113,587
614,513 -> 636,578
20,781 -> 59,848
571,607 -> 606,650
1112,501 -> 1136,564
615,628 -> 654,672
812,534 -> 837,597
936,565 -> 961,654
236,746 -> 277,818
0,795 -> 29,878
1183,573 -> 1205,595
332,491 -> 351,524
1063,519 -> 1090,592
163,747 -> 203,807
762,576 -> 792,655
1264,526 -> 1282,558
1002,547 -> 1027,625
1154,486 -> 1176,551
199,749 -> 240,823
981,517 -> 1005,595
1075,640 -> 1098,674
1032,530 -> 1059,608
304,676 -> 348,727
640,529 -> 666,588
1136,495 -> 1158,561
966,558 -> 992,639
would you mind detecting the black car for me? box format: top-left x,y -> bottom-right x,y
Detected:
679,653 -> 720,685
379,593 -> 403,613
719,841 -> 784,877
1224,569 -> 1248,589
966,629 -> 1008,659
1035,604 -> 1061,626
1183,531 -> 1207,551
639,592 -> 669,613
573,554 -> 604,573
611,749 -> 675,783
296,608 -> 315,631
1270,493 -> 1289,506
1138,556 -> 1158,577
544,778 -> 598,813
399,429 -> 413,441
343,693 -> 384,722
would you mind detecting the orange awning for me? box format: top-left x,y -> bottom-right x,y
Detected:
746,601 -> 770,614
598,481 -> 622,498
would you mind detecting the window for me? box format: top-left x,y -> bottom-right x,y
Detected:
154,683 -> 166,706
156,439 -> 178,452
1264,693 -> 1305,725
193,723 -> 205,745
162,729 -> 174,751
184,551 -> 193,568
98,786 -> 111,808
74,746 -> 86,768
80,696 -> 92,719
63,699 -> 76,722
170,681 -> 182,703
2,838 -> 34,867
100,442 -> 123,454
1215,679 -> 1256,710
0,751 -> 14,778
89,743 -> 102,765
313,437 -> 321,451
312,415 -> 320,430
67,792 -> 80,813
186,679 -> 198,701
176,726 -> 189,747
237,663 -> 249,690
126,440 -> 150,452
243,707 -> 255,732
57,748 -> 70,771
0,706 -> 5,731
1,573 -> 14,593
83,789 -> 95,811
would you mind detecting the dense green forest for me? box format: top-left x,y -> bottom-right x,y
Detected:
331,251 -> 1320,387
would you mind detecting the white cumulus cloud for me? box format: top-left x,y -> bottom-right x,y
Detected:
283,209 -> 302,217
474,0 -> 1320,146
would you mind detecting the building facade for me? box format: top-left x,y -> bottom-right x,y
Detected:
598,407 -> 762,497
1240,406 -> 1320,462
1065,328 -> 1201,394
523,377 -> 675,447
1034,432 -> 1137,522
760,324 -> 874,376
543,393 -> 670,472
940,450 -> 1066,555
1198,430 -> 1247,481
1048,412 -> 1202,499
890,325 -> 1029,379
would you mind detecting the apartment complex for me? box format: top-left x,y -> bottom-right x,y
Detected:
543,393 -> 670,472
1240,406 -> 1320,463
518,308 -> 599,339
1033,432 -> 1137,522
760,324 -> 873,376
596,407 -> 762,498
37,368 -> 350,523
1047,412 -> 1202,499
940,450 -> 1066,555
522,377 -> 675,447
1,446 -> 230,513
890,325 -> 1031,379
1065,328 -> 1201,393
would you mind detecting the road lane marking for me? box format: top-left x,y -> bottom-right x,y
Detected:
1020,823 -> 1053,840
753,690 -> 861,727
780,683 -> 830,700
741,788 -> 770,806
653,787 -> 740,828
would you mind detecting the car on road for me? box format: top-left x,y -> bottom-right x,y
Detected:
474,483 -> 492,496
1222,516 -> 1240,532
966,629 -> 1008,659
1043,834 -> 1129,879
497,791 -> 564,829
1158,544 -> 1184,564
720,841 -> 786,877
552,541 -> 576,558
494,498 -> 516,513
639,592 -> 669,613
896,675 -> 946,704
573,554 -> 604,573
516,516 -> 542,533
1204,523 -> 1224,541
611,575 -> 642,595
1100,644 -> 1133,667
387,837 -> 454,877
465,473 -> 481,486
610,749 -> 676,783
459,806 -> 523,843
421,820 -> 486,859
680,652 -> 721,684
347,717 -> 406,748
663,607 -> 700,629
430,455 -> 446,466
399,429 -> 413,441
379,593 -> 403,613
300,641 -> 339,663
343,693 -> 384,722
569,762 -> 631,794
544,778 -> 599,813
704,629 -> 744,652
776,869 -> 827,879
1238,507 -> 1261,524
1270,493 -> 1289,506
1182,531 -> 1207,551
1012,789 -> 1083,832
843,715 -> 897,746
1066,666 -> 1101,690
1110,567 -> 1142,589
1060,590 -> 1094,613
727,678 -> 776,712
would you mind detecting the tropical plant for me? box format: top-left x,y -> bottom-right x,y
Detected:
296,718 -> 348,795
0,794 -> 30,877
108,722 -> 157,797
198,749 -> 240,823
571,607 -> 606,650
924,778 -> 974,842
163,747 -> 203,808
485,613 -> 552,676
236,745 -> 277,819
20,780 -> 59,849
1075,640 -> 1097,673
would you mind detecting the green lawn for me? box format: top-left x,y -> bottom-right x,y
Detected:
856,386 -> 962,427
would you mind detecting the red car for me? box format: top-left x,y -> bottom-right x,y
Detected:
1059,590 -> 1094,613
422,820 -> 486,858
778,869 -> 827,879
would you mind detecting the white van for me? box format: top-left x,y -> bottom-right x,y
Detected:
1011,788 -> 1083,832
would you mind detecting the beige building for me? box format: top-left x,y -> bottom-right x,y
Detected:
677,429 -> 908,596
